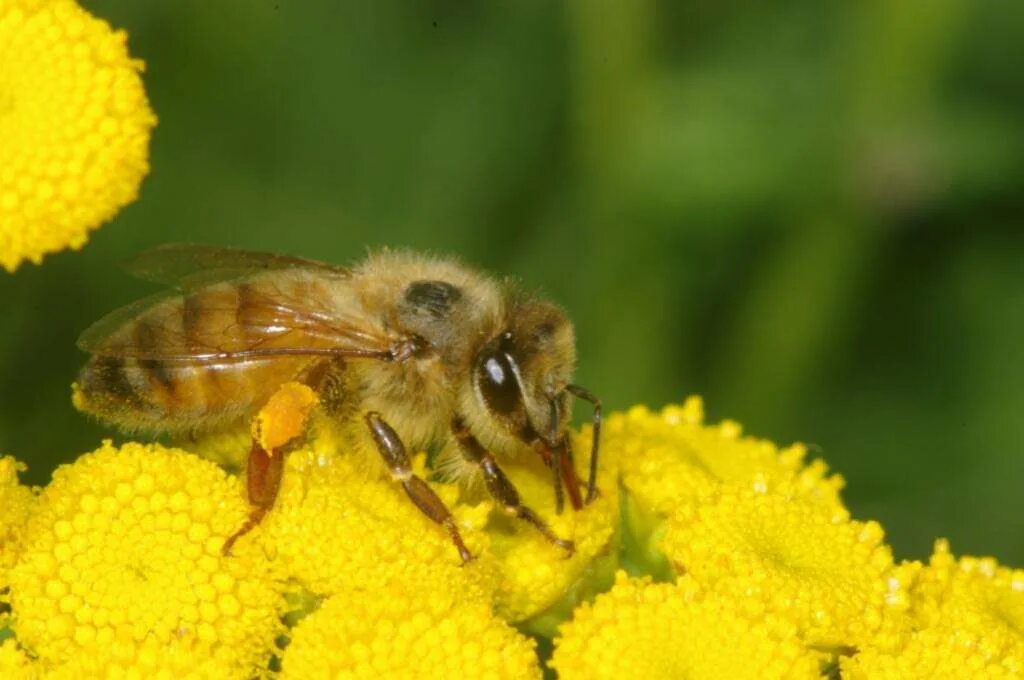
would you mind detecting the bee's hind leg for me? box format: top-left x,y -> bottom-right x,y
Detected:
223,382 -> 319,556
452,419 -> 575,556
223,440 -> 283,556
365,411 -> 474,563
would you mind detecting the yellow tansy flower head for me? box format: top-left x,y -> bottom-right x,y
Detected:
662,485 -> 909,650
6,441 -> 281,674
550,571 -> 822,680
845,539 -> 1024,677
0,0 -> 156,271
610,397 -> 846,577
280,577 -> 540,679
6,394 -> 1019,674
0,455 -> 35,588
614,397 -> 845,516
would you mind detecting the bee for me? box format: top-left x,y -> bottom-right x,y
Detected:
75,244 -> 601,561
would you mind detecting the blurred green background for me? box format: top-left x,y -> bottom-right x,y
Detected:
2,0 -> 1023,564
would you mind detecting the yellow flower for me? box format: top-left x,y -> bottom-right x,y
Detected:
611,397 -> 845,576
661,485 -> 909,650
841,626 -> 1019,679
6,395 -> 1022,674
614,397 -> 844,515
0,0 -> 156,272
912,539 -> 1024,637
845,540 -> 1024,677
280,576 -> 541,679
550,571 -> 822,680
0,639 -> 33,679
5,441 -> 281,674
0,456 -> 35,588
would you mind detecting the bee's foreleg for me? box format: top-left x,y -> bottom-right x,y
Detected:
452,420 -> 575,556
365,411 -> 474,563
222,440 -> 283,556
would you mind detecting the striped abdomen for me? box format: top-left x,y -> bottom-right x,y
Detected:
75,273 -> 342,434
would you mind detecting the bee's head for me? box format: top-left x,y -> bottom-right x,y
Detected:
470,299 -> 576,448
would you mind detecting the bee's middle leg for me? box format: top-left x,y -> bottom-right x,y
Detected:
452,420 -> 575,555
365,411 -> 473,563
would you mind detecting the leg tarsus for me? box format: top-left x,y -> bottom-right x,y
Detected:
454,420 -> 574,555
400,475 -> 474,563
513,503 -> 575,555
223,440 -> 283,556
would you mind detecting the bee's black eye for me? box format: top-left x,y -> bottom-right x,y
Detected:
477,350 -> 521,415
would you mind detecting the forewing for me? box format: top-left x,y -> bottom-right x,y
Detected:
77,290 -> 181,356
78,283 -> 395,366
123,243 -> 350,290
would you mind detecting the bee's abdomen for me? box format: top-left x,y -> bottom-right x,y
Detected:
77,285 -> 276,433
76,275 -> 339,434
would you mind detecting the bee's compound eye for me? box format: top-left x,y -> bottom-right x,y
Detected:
477,351 -> 521,415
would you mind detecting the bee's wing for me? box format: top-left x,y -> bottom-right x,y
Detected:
78,281 -> 395,366
77,290 -> 181,355
123,243 -> 350,290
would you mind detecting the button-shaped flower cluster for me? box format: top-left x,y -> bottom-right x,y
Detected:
0,0 -> 155,271
2,397 -> 1022,677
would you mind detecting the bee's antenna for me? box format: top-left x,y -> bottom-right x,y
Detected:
566,384 -> 601,504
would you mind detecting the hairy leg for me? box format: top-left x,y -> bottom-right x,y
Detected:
365,411 -> 473,563
222,440 -> 283,556
223,382 -> 318,556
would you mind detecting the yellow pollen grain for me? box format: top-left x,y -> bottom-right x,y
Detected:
252,382 -> 318,452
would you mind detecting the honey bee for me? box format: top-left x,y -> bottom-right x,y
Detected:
75,244 -> 601,561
